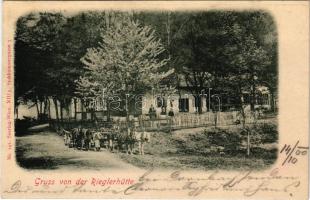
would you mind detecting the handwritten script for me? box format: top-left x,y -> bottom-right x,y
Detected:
3,168 -> 300,197
280,141 -> 309,166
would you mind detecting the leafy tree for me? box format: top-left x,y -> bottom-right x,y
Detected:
15,12 -> 66,120
15,10 -> 277,126
15,12 -> 111,120
79,13 -> 173,120
168,11 -> 276,116
56,12 -> 108,119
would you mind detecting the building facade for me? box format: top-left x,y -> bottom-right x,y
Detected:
68,85 -> 272,121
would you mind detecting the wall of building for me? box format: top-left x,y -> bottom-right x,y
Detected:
16,86 -> 271,120
141,91 -> 208,116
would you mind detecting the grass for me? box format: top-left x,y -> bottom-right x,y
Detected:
117,123 -> 278,171
15,120 -> 278,171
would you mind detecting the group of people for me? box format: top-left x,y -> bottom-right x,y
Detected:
61,125 -> 119,152
60,123 -> 151,155
149,104 -> 175,118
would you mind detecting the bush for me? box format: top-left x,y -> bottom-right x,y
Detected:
172,123 -> 277,157
250,123 -> 278,144
204,129 -> 242,154
15,117 -> 36,136
173,128 -> 243,155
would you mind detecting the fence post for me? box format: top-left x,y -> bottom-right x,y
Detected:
169,117 -> 172,133
247,130 -> 250,156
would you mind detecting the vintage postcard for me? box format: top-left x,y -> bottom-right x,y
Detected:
1,1 -> 309,199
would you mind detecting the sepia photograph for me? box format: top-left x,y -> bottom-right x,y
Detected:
2,1 -> 310,199
14,10 -> 279,171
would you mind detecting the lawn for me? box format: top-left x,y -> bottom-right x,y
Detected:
117,122 -> 278,171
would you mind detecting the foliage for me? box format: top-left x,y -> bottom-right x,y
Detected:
241,123 -> 278,144
15,117 -> 38,136
203,128 -> 242,153
15,12 -> 108,119
15,12 -> 66,102
15,11 -> 277,120
117,128 -> 277,170
78,13 -> 173,116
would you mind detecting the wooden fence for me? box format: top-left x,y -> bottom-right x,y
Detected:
137,112 -> 240,131
50,111 -> 254,132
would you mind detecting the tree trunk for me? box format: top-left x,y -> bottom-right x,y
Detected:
240,105 -> 246,129
250,77 -> 256,112
35,101 -> 40,120
250,97 -> 255,112
53,98 -> 59,121
125,90 -> 130,123
270,90 -> 276,112
81,99 -> 87,120
81,99 -> 85,120
247,130 -> 250,156
66,106 -> 70,121
47,98 -> 51,120
39,101 -> 42,116
198,95 -> 202,114
106,97 -> 111,121
238,88 -> 250,156
166,12 -> 171,54
74,98 -> 77,119
239,93 -> 246,129
60,100 -> 63,121
43,98 -> 48,115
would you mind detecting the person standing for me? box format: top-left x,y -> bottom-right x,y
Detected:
149,104 -> 156,128
149,104 -> 156,119
93,131 -> 101,151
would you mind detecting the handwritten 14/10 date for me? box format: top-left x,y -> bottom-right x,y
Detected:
280,140 -> 308,166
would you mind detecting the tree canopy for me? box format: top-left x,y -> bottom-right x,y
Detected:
15,10 -> 277,120
77,14 -> 173,118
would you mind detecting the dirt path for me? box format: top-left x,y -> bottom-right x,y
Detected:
15,131 -> 139,171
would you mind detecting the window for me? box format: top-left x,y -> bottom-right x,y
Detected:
194,96 -> 202,108
156,96 -> 167,114
263,94 -> 269,105
179,98 -> 189,112
256,93 -> 269,105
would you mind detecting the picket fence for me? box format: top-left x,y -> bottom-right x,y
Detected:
50,111 -> 260,132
